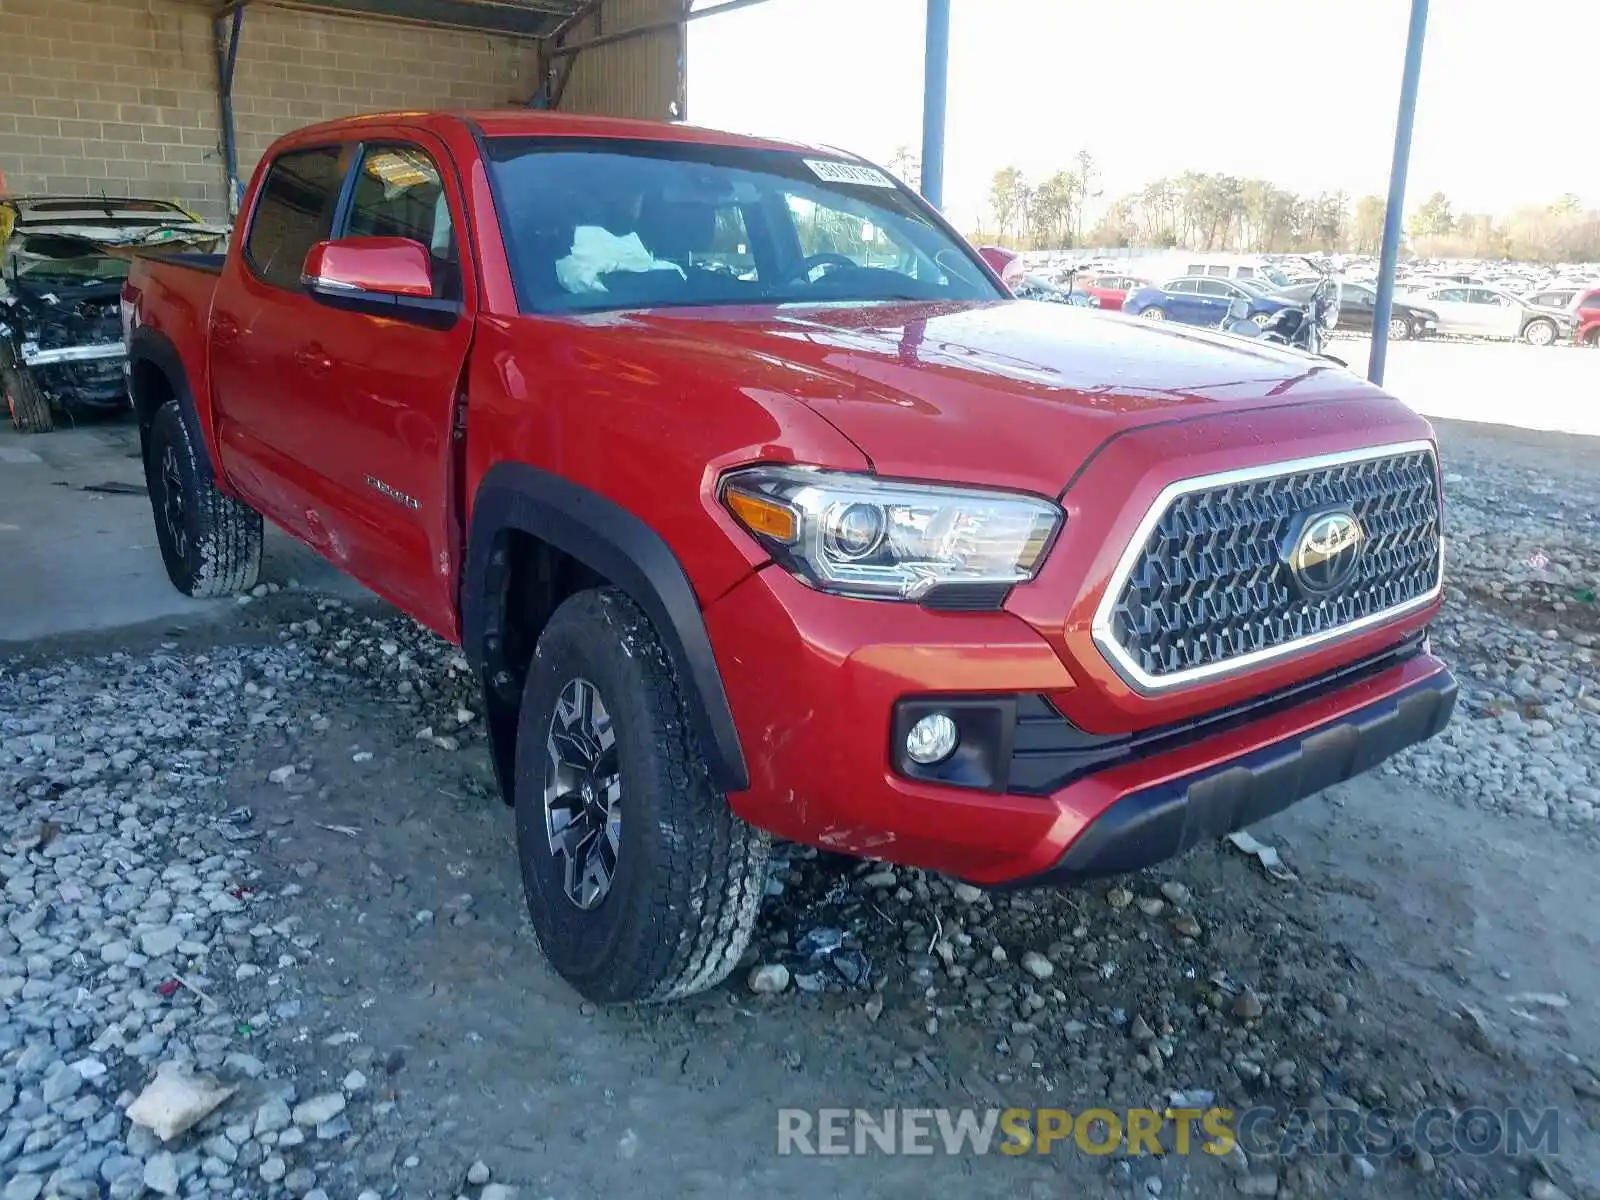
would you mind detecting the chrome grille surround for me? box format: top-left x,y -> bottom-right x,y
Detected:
1090,440 -> 1443,692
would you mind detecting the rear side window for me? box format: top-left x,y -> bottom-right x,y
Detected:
244,146 -> 345,290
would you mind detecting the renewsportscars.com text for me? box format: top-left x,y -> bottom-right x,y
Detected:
776,1106 -> 1560,1158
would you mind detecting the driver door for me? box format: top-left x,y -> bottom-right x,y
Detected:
285,133 -> 476,633
1466,288 -> 1519,338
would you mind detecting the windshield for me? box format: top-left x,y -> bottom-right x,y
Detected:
1256,265 -> 1291,288
483,137 -> 1000,314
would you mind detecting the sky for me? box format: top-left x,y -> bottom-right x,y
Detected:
687,0 -> 1600,230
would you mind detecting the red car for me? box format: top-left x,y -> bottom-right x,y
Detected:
124,111 -> 1455,1004
1077,272 -> 1149,311
1575,287 -> 1600,346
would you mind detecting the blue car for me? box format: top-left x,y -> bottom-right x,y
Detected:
1121,275 -> 1301,328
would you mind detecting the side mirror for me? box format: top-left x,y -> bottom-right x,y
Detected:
302,237 -> 455,322
1228,298 -> 1249,320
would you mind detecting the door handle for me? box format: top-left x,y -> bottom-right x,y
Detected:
295,344 -> 333,375
211,314 -> 240,345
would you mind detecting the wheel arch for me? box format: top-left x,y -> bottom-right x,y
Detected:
126,327 -> 219,480
462,462 -> 750,798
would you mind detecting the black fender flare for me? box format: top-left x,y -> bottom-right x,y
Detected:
462,463 -> 750,793
126,326 -> 190,430
125,327 -> 218,483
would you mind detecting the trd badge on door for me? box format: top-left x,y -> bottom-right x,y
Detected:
365,475 -> 421,510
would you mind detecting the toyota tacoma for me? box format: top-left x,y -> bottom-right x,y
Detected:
122,111 -> 1456,1004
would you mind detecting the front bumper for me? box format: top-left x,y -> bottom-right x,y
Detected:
16,343 -> 129,409
1008,665 -> 1455,886
706,565 -> 1453,885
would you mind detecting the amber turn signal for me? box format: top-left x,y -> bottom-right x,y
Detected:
724,486 -> 799,544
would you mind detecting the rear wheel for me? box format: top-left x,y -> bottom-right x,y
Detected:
1585,328 -> 1600,347
1139,307 -> 1166,321
1388,316 -> 1412,341
514,588 -> 769,1004
1523,318 -> 1558,347
145,400 -> 263,597
3,365 -> 53,434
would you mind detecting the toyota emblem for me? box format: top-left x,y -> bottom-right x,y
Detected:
1288,510 -> 1365,596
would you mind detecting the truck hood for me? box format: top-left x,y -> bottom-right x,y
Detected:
616,299 -> 1392,494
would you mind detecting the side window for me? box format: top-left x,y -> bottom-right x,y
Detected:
1206,265 -> 1230,277
1435,288 -> 1467,303
343,144 -> 459,300
244,146 -> 346,290
1196,279 -> 1230,296
1184,264 -> 1204,275
1165,279 -> 1194,294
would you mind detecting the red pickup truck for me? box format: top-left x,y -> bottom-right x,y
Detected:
123,111 -> 1456,1005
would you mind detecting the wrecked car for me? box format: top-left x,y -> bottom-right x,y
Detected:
1,197 -> 229,432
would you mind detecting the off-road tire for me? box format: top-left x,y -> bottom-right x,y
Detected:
514,587 -> 770,1005
3,365 -> 53,434
145,399 -> 263,597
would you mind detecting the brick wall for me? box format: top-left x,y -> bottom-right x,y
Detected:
0,0 -> 537,221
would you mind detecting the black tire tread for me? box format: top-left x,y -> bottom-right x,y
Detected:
4,366 -> 54,434
148,400 -> 263,597
524,588 -> 769,1003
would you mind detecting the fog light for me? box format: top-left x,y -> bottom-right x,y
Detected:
905,712 -> 959,765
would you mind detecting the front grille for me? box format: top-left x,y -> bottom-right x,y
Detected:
1095,443 -> 1442,688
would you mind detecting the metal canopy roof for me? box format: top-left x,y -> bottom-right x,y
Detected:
250,0 -> 592,38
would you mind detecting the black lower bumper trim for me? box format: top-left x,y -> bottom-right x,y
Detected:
1011,666 -> 1457,887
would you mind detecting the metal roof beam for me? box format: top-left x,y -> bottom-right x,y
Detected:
548,0 -> 775,56
223,0 -> 583,38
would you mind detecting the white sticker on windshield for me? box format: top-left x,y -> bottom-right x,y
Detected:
803,159 -> 897,188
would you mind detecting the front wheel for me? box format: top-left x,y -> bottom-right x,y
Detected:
1388,316 -> 1412,341
514,588 -> 770,1004
1250,312 -> 1273,329
1522,318 -> 1558,347
145,400 -> 263,597
1139,307 -> 1166,321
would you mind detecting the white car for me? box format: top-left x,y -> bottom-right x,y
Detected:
1406,284 -> 1570,345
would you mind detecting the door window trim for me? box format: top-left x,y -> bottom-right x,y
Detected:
308,137 -> 468,327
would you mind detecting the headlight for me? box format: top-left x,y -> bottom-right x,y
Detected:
720,466 -> 1062,602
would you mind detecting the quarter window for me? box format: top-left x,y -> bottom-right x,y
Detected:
244,146 -> 345,290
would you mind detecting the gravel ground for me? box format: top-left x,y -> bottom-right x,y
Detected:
3,418 -> 1599,1200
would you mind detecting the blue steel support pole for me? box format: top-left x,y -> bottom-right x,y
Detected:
1369,0 -> 1429,386
920,0 -> 950,209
